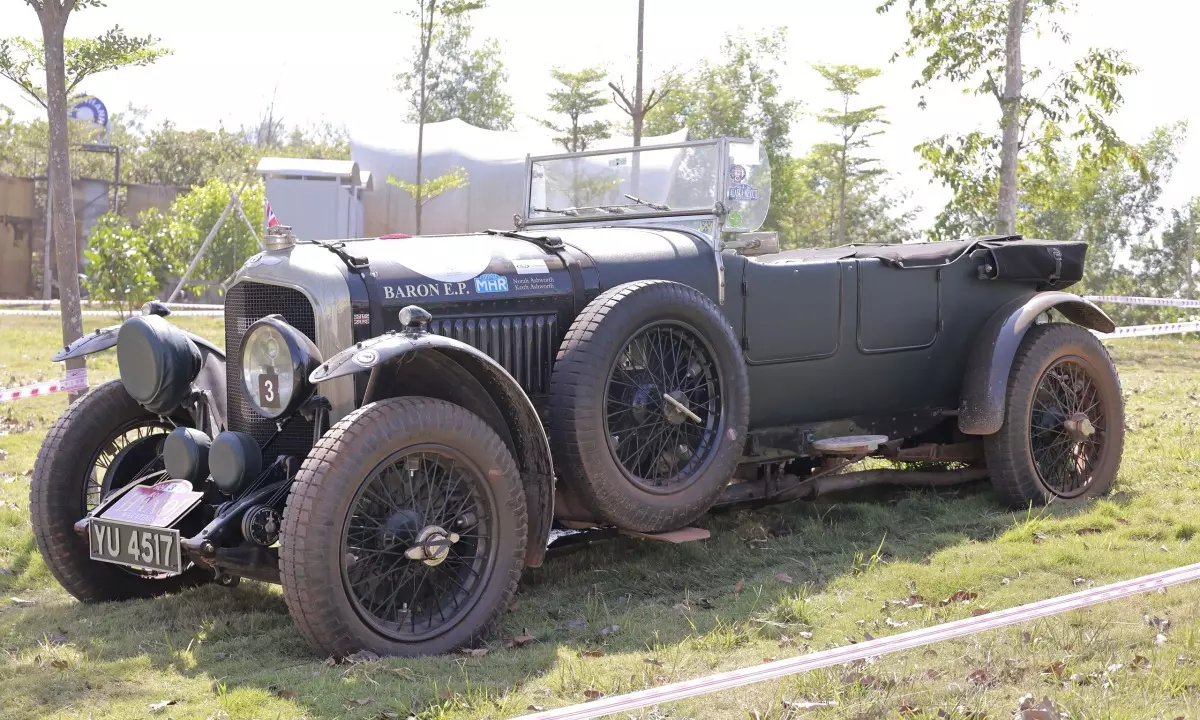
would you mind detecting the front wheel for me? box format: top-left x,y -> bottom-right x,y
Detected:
985,323 -> 1124,507
279,397 -> 527,657
30,380 -> 212,602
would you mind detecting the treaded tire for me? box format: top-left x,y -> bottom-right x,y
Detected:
549,280 -> 749,533
984,323 -> 1124,507
279,397 -> 527,658
30,380 -> 212,602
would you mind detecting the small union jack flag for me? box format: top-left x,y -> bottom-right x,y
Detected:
266,200 -> 280,228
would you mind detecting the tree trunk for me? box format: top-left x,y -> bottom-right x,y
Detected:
41,3 -> 87,399
414,0 -> 437,236
1187,203 -> 1196,298
996,0 -> 1026,236
837,139 -> 848,245
630,0 -> 645,195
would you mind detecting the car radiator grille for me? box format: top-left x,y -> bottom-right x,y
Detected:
428,314 -> 559,395
224,282 -> 317,460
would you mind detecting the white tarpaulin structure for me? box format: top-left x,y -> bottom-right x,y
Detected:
349,117 -> 687,236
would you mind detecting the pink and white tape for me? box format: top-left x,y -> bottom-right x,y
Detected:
514,562 -> 1200,720
1086,295 -> 1200,309
1098,320 -> 1200,339
0,368 -> 89,403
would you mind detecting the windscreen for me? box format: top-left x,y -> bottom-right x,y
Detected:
723,140 -> 771,233
527,143 -> 722,221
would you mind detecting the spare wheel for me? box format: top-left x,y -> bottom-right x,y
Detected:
549,280 -> 749,533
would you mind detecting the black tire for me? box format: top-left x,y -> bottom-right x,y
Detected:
984,323 -> 1124,507
279,397 -> 527,658
30,380 -> 212,602
549,280 -> 749,533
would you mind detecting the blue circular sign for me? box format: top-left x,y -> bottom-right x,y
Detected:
69,97 -> 108,129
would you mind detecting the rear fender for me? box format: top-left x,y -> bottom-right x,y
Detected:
958,292 -> 1115,435
312,332 -> 554,567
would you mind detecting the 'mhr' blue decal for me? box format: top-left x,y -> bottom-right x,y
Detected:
474,273 -> 509,293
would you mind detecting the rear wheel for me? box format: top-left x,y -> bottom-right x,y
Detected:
985,323 -> 1124,507
30,380 -> 211,602
550,280 -> 749,532
280,397 -> 527,657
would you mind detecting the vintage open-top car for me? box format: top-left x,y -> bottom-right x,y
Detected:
32,137 -> 1123,657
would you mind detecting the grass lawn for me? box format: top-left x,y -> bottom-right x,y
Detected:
1,314 -> 1199,720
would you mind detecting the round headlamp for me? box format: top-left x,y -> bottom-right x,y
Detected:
239,315 -> 322,419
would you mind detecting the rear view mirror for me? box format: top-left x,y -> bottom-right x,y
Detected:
724,232 -> 779,257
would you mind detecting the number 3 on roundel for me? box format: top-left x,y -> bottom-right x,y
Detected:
258,373 -> 280,408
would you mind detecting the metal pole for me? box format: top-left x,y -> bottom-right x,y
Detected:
168,196 -> 236,302
231,194 -> 262,250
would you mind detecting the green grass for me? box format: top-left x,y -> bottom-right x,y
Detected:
2,315 -> 1200,719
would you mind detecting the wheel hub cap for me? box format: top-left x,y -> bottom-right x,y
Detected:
1062,412 -> 1096,442
404,525 -> 460,566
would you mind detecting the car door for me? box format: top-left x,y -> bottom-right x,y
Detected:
741,257 -> 843,363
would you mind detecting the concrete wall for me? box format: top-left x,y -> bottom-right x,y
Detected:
0,177 -> 35,297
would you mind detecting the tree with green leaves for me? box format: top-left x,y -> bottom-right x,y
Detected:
398,14 -> 513,131
386,165 -> 468,214
395,0 -> 487,234
644,30 -> 799,233
879,0 -> 1137,237
1132,196 -> 1198,301
81,212 -> 156,318
540,66 -> 612,153
1,0 -> 167,392
811,64 -> 887,245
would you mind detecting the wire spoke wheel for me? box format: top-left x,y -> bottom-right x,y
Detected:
1028,357 -> 1109,498
341,445 -> 496,643
603,321 -> 724,493
83,419 -> 174,513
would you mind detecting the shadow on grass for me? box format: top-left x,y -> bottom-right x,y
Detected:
3,478 -> 1093,718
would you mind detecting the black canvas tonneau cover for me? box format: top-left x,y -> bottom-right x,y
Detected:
756,235 -> 1087,290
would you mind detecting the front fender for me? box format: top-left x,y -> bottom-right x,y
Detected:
52,324 -> 122,362
958,292 -> 1116,435
312,331 -> 555,568
52,318 -> 228,430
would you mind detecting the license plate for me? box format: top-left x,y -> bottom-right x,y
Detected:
89,518 -> 182,574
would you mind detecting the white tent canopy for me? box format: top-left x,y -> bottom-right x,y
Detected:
349,117 -> 688,236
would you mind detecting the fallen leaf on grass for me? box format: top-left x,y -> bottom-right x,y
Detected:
885,618 -> 908,628
643,657 -> 663,667
1076,527 -> 1102,535
798,631 -> 813,640
47,632 -> 67,645
782,700 -> 837,710
1072,577 -> 1090,586
344,649 -> 381,663
1020,631 -> 1034,645
350,698 -> 372,707
967,668 -> 990,685
583,689 -> 604,700
375,713 -> 400,720
561,618 -> 588,631
439,690 -> 454,700
275,688 -> 297,700
897,704 -> 921,717
10,597 -> 35,607
148,699 -> 178,713
733,578 -> 745,595
938,590 -> 977,606
50,659 -> 68,670
579,649 -> 605,658
1155,633 -> 1168,647
762,656 -> 776,663
1146,615 -> 1172,632
599,624 -> 619,637
508,632 -> 536,648
1015,694 -> 1061,720
461,647 -> 489,657
1132,655 -> 1151,669
527,706 -> 546,713
970,608 -> 991,617
925,668 -> 944,680
775,572 -> 793,584
1041,661 -> 1067,679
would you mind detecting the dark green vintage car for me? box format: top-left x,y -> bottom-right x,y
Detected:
32,137 -> 1122,657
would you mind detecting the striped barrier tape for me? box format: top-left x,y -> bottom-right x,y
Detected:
0,309 -> 223,317
514,561 -> 1200,720
0,368 -> 89,403
0,299 -> 224,310
1099,320 -> 1200,339
1086,295 -> 1200,309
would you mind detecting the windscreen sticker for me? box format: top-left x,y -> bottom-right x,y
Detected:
389,236 -> 493,283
